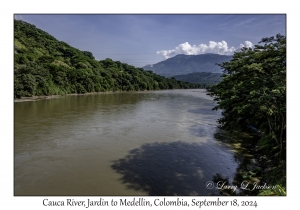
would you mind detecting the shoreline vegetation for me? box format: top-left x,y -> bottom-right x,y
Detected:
14,91 -> 127,102
208,34 -> 286,195
14,89 -> 207,102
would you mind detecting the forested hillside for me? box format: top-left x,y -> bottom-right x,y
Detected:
173,72 -> 222,86
14,20 -> 202,98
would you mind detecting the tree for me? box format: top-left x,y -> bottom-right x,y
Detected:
82,51 -> 95,60
211,34 -> 286,158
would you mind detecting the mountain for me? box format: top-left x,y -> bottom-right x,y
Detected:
14,20 -> 202,98
143,53 -> 232,77
173,72 -> 222,86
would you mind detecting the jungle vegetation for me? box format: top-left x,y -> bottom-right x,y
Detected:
173,72 -> 222,87
14,20 -> 202,98
209,34 -> 286,193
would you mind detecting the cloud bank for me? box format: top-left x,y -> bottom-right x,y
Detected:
157,41 -> 253,59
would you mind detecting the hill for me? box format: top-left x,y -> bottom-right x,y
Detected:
14,20 -> 202,98
173,72 -> 222,86
143,53 -> 232,77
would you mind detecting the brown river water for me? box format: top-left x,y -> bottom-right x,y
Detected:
14,89 -> 258,196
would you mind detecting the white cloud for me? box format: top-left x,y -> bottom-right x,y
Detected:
239,41 -> 253,48
157,41 -> 253,59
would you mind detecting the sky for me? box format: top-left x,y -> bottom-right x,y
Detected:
14,14 -> 286,67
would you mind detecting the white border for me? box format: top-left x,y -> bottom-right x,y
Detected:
2,1 -> 297,209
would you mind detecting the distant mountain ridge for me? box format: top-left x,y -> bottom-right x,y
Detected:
143,53 -> 232,77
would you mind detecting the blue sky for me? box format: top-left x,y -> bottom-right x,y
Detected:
15,14 -> 286,67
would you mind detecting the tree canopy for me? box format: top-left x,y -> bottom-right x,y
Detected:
173,72 -> 222,87
210,34 -> 286,159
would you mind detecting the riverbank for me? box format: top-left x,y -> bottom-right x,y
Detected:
255,148 -> 286,195
244,137 -> 286,195
14,90 -> 143,102
14,89 -> 208,102
14,95 -> 62,102
216,128 -> 286,196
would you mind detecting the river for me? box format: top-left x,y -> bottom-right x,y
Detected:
14,89 -> 258,196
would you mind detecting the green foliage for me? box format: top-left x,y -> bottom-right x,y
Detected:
258,185 -> 286,196
210,34 -> 286,159
14,19 -> 201,99
210,35 -> 286,195
242,167 -> 260,179
82,51 -> 95,60
173,72 -> 222,87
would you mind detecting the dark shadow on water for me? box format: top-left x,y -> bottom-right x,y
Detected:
111,141 -> 232,196
111,128 -> 261,196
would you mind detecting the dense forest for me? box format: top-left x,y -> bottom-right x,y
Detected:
173,72 -> 222,87
209,34 -> 286,194
14,20 -> 202,98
